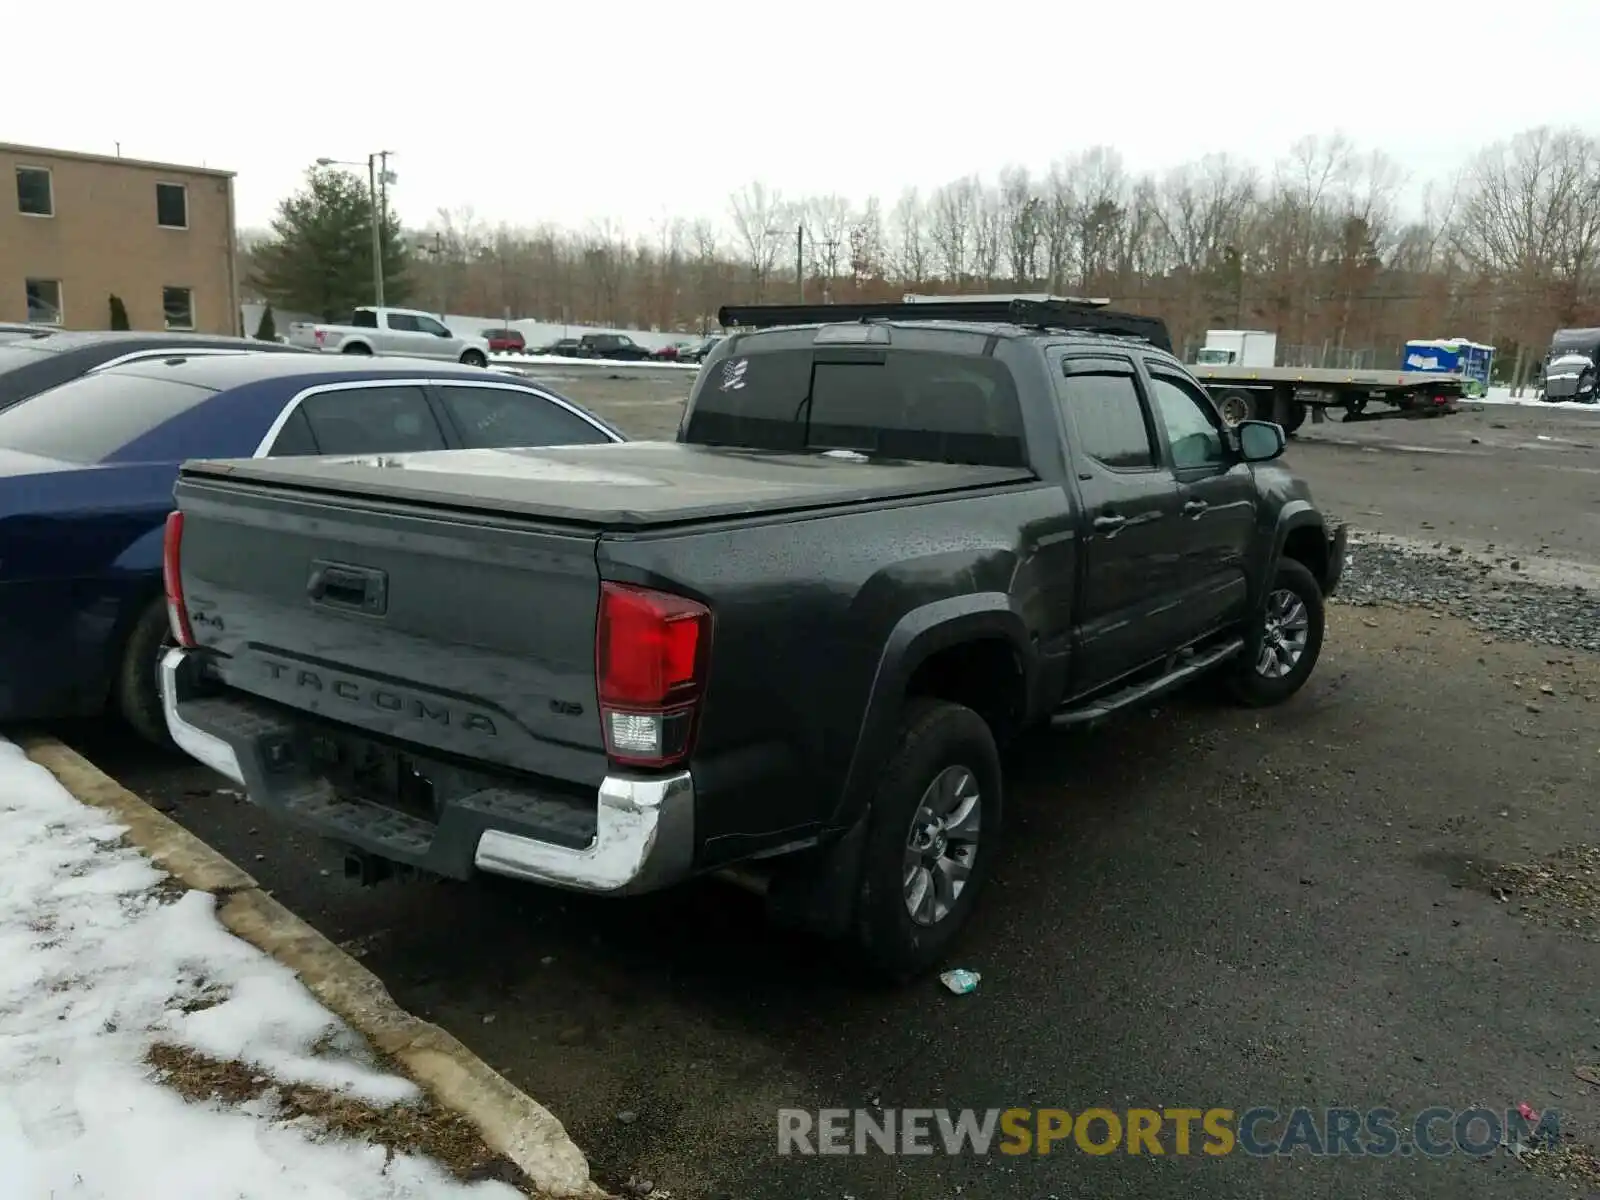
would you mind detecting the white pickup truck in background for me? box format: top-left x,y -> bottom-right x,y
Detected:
287,307 -> 491,367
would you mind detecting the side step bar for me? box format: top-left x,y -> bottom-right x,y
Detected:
1051,639 -> 1245,728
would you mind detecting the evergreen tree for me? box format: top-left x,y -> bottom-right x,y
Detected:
255,304 -> 277,342
108,294 -> 130,330
250,165 -> 412,321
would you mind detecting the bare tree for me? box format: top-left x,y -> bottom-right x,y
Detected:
1151,154 -> 1257,273
972,182 -> 1004,284
804,194 -> 852,296
848,196 -> 885,293
1040,160 -> 1078,292
729,182 -> 785,299
888,187 -> 930,285
929,176 -> 979,283
371,127 -> 1599,371
998,166 -> 1042,284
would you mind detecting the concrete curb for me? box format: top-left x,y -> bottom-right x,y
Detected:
22,737 -> 604,1199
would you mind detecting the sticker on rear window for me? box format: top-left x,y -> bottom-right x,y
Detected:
719,357 -> 748,391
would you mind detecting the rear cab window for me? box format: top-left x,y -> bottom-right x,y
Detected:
682,340 -> 1027,468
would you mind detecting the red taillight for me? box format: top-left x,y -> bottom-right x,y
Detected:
162,511 -> 196,648
595,582 -> 711,768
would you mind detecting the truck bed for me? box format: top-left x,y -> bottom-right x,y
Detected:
177,441 -> 1037,530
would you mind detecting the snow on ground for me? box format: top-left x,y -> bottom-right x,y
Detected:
0,738 -> 520,1200
1478,386 -> 1599,411
488,351 -> 697,371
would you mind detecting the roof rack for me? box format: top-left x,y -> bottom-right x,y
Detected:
716,299 -> 1173,354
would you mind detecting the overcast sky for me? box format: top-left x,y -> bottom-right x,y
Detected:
12,0 -> 1600,237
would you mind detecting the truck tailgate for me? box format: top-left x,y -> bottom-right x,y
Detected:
175,474 -> 605,783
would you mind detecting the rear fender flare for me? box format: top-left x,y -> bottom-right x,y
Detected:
834,593 -> 1031,828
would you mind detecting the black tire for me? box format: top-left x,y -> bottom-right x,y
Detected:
1281,401 -> 1308,434
1229,558 -> 1325,708
341,342 -> 372,355
852,698 -> 1002,981
460,349 -> 487,368
116,597 -> 176,748
1215,389 -> 1256,428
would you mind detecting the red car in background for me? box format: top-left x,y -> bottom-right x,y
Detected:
482,327 -> 526,354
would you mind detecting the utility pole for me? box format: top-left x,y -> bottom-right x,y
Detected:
319,152 -> 395,308
819,236 -> 841,302
796,224 -> 805,303
367,154 -> 385,308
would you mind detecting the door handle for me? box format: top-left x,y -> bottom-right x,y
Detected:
1092,513 -> 1127,532
1183,499 -> 1209,517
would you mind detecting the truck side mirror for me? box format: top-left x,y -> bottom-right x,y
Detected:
1236,420 -> 1286,462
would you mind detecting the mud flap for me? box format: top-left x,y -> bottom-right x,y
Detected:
763,812 -> 869,938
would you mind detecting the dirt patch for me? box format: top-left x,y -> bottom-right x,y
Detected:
1491,843 -> 1600,934
149,875 -> 190,904
145,1043 -> 538,1193
1520,1138 -> 1600,1187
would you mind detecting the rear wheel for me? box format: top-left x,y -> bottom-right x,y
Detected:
1229,558 -> 1325,708
460,349 -> 487,368
116,597 -> 176,748
852,699 -> 1002,981
341,342 -> 372,355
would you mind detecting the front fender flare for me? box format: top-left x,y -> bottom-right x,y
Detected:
1260,500 -> 1329,598
834,592 -> 1031,828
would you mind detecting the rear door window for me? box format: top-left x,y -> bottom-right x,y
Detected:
1057,356 -> 1158,470
435,384 -> 614,447
683,348 -> 1026,467
265,405 -> 320,456
0,372 -> 215,462
297,385 -> 448,454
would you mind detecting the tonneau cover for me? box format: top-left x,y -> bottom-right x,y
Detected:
178,441 -> 1037,529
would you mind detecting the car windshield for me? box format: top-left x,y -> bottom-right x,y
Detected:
0,373 -> 215,463
684,347 -> 1027,467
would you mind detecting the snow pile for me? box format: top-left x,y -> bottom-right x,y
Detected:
489,351 -> 698,371
1478,386 -> 1598,411
0,739 -> 519,1200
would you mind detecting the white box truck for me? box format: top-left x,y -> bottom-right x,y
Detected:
1194,329 -> 1278,368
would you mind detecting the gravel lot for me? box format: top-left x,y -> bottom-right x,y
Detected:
36,386 -> 1600,1199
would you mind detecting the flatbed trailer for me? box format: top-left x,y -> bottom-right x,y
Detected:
1193,365 -> 1469,431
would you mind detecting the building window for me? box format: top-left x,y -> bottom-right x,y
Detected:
156,182 -> 188,229
16,166 -> 53,217
26,279 -> 63,325
162,286 -> 194,330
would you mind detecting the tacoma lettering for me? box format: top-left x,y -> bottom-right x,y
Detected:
260,659 -> 497,735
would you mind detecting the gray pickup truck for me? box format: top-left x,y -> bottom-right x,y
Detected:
160,299 -> 1345,979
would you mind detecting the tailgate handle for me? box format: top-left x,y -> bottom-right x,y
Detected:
307,561 -> 388,615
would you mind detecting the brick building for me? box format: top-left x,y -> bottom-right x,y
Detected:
1,142 -> 239,335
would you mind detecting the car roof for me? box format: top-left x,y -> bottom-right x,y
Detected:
101,351 -> 540,391
5,330 -> 294,356
726,318 -> 1181,362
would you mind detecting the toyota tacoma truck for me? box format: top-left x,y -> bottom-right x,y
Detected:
160,298 -> 1345,979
